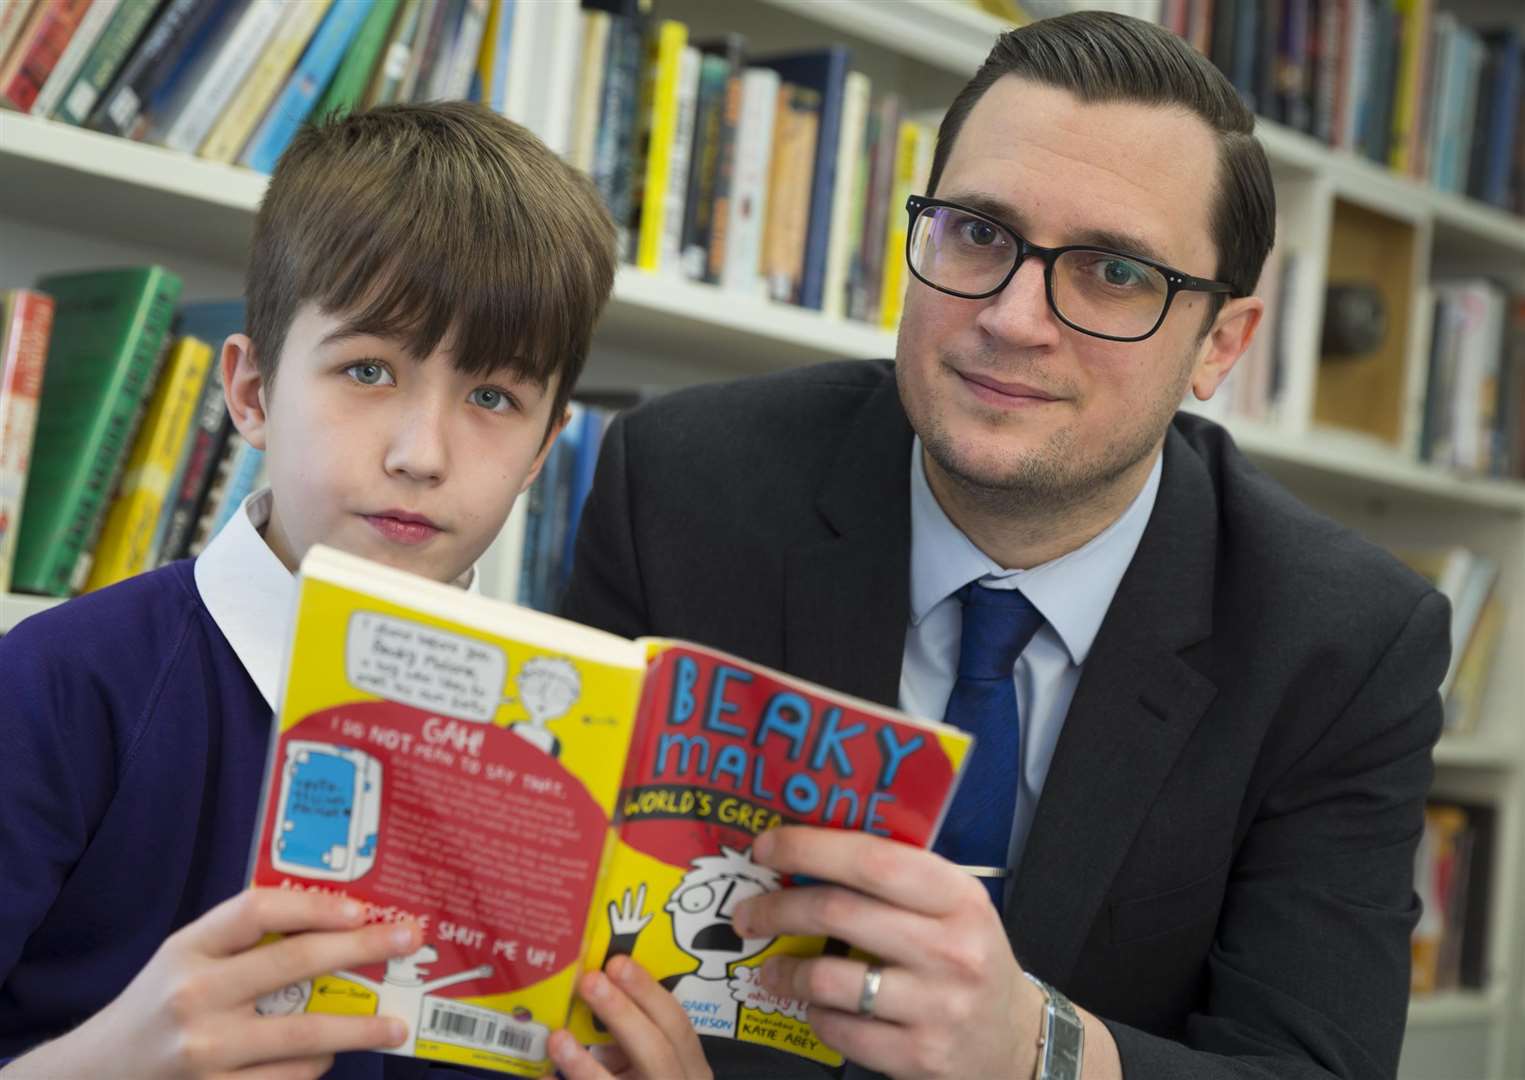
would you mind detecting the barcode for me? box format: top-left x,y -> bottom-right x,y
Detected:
424,1002 -> 546,1061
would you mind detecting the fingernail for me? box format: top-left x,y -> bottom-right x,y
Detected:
760,957 -> 780,987
753,832 -> 775,861
391,925 -> 415,951
384,1018 -> 408,1045
605,954 -> 629,981
732,903 -> 752,937
549,1032 -> 578,1065
341,900 -> 364,921
584,972 -> 610,1003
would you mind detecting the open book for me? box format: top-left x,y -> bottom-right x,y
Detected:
248,545 -> 972,1076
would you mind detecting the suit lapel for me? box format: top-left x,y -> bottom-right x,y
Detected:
1008,428 -> 1221,985
782,373 -> 914,709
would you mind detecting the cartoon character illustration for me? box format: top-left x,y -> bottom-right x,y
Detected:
333,945 -> 497,1056
272,741 -> 382,882
604,846 -> 782,1037
510,656 -> 580,758
254,979 -> 312,1016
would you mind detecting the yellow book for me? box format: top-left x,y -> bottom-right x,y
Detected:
1388,0 -> 1430,175
248,544 -> 972,1075
198,0 -> 332,164
633,20 -> 688,272
84,336 -> 213,591
878,120 -> 923,329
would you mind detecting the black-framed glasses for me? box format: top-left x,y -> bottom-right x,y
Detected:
905,195 -> 1237,342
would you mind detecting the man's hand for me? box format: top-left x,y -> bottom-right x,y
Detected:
2,889 -> 420,1080
547,955 -> 712,1080
731,826 -> 1046,1080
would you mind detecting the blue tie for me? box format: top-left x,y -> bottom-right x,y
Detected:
933,583 -> 1044,910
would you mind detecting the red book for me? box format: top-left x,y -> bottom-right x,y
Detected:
0,289 -> 56,593
0,0 -> 93,112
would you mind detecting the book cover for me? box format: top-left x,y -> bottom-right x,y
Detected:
719,65 -> 779,296
198,0 -> 331,164
241,0 -> 375,175
363,0 -> 422,109
312,0 -> 399,121
84,335 -> 214,592
0,0 -> 93,113
569,10 -> 612,174
86,0 -> 236,139
48,0 -> 157,125
28,0 -> 121,119
12,266 -> 183,598
0,289 -> 56,595
152,0 -> 288,153
755,47 -> 852,312
633,19 -> 689,273
246,544 -> 970,1075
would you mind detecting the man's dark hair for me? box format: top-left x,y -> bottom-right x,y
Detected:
247,101 -> 615,434
927,11 -> 1275,304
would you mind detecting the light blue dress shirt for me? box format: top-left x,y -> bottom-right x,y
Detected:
899,439 -> 1163,899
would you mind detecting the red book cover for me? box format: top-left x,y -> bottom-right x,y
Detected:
0,0 -> 93,112
0,288 -> 56,592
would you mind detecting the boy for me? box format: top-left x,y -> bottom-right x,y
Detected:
0,103 -> 707,1080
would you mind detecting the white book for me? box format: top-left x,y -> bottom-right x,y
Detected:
30,0 -> 120,118
1451,28 -> 1485,195
1427,16 -> 1460,189
534,0 -> 586,159
722,67 -> 781,297
1449,281 -> 1506,473
156,0 -> 286,154
435,0 -> 489,101
1337,0 -> 1368,151
660,45 -> 701,274
569,10 -> 611,174
501,0 -> 540,126
822,70 -> 870,320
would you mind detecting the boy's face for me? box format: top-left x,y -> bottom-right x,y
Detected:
225,302 -> 565,583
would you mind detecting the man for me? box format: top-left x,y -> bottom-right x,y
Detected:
564,12 -> 1447,1080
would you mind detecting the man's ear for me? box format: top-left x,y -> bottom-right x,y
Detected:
222,334 -> 270,450
518,407 -> 573,495
1189,296 -> 1264,402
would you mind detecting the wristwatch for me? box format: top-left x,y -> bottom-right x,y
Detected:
1024,971 -> 1084,1080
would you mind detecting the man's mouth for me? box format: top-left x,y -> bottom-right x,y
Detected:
956,369 -> 1060,403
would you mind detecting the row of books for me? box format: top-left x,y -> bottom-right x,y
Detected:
0,270 -> 263,598
1411,799 -> 1494,996
1396,545 -> 1504,737
1421,282 -> 1525,482
1165,0 -> 1524,214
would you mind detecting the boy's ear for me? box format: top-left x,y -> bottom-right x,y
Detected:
518,407 -> 573,495
222,333 -> 270,450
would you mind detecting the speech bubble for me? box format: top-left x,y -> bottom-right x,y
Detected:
345,612 -> 507,723
728,965 -> 810,1021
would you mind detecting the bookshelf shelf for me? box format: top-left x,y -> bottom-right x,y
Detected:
0,593 -> 65,633
1435,736 -> 1525,769
1407,986 -> 1511,1027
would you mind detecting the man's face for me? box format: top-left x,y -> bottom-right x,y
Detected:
241,302 -> 562,582
896,76 -> 1241,509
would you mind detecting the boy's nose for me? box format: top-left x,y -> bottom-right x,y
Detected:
383,403 -> 450,482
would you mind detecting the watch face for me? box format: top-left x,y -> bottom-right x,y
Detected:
1047,1012 -> 1084,1077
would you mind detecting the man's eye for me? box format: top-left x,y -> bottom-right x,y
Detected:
470,386 -> 516,413
345,362 -> 393,386
958,219 -> 1000,247
1099,258 -> 1146,287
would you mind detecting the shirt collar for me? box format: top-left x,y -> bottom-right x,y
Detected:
907,439 -> 1163,667
195,487 -> 477,710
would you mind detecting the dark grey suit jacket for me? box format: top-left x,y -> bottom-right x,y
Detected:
562,360 -> 1449,1080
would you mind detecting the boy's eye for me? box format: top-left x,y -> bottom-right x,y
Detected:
470,386 -> 517,413
344,362 -> 394,386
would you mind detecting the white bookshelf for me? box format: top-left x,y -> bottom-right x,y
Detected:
3,2 -> 1523,1076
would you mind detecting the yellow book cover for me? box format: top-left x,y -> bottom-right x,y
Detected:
634,20 -> 688,272
248,545 -> 972,1075
1410,803 -> 1468,995
879,119 -> 923,329
199,0 -> 333,164
1388,0 -> 1431,175
83,335 -> 212,591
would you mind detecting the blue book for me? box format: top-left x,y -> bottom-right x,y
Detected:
1475,30 -> 1521,208
241,0 -> 376,174
756,47 -> 852,311
206,442 -> 265,543
481,0 -> 514,111
558,405 -> 606,596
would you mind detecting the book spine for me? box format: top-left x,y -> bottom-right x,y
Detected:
242,0 -> 375,174
148,349 -> 226,568
799,51 -> 849,311
1481,37 -> 1521,207
878,120 -> 920,329
721,68 -> 779,296
29,0 -> 121,118
0,1 -> 38,68
86,0 -> 223,138
678,53 -> 727,280
592,14 -> 641,261
659,45 -> 700,274
313,0 -> 398,121
569,11 -> 611,174
474,0 -> 508,111
364,0 -> 421,109
823,71 -> 869,320
50,0 -> 156,125
857,94 -> 901,324
183,429 -> 242,557
0,291 -> 55,595
160,0 -> 288,153
202,438 -> 263,549
702,65 -> 743,285
0,0 -> 93,113
634,20 -> 688,273
439,0 -> 487,102
765,85 -> 819,306
198,0 -> 332,164
85,337 -> 214,591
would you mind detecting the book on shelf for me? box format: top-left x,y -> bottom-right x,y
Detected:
84,335 -> 214,593
0,2 -> 39,70
313,0 -> 401,122
0,290 -> 55,596
1412,800 -> 1496,996
26,0 -> 120,120
188,432 -> 264,557
47,0 -> 159,127
11,266 -> 182,599
0,0 -> 91,113
1393,545 -> 1502,732
761,82 -> 820,307
364,0 -> 423,109
246,543 -> 971,1074
719,65 -> 780,298
632,19 -> 689,274
85,0 -> 238,140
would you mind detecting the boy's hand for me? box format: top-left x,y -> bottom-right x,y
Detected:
4,888 -> 420,1080
547,955 -> 712,1080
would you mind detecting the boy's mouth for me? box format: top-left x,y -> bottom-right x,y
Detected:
363,510 -> 442,545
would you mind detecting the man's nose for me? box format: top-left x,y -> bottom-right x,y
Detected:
974,256 -> 1063,346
